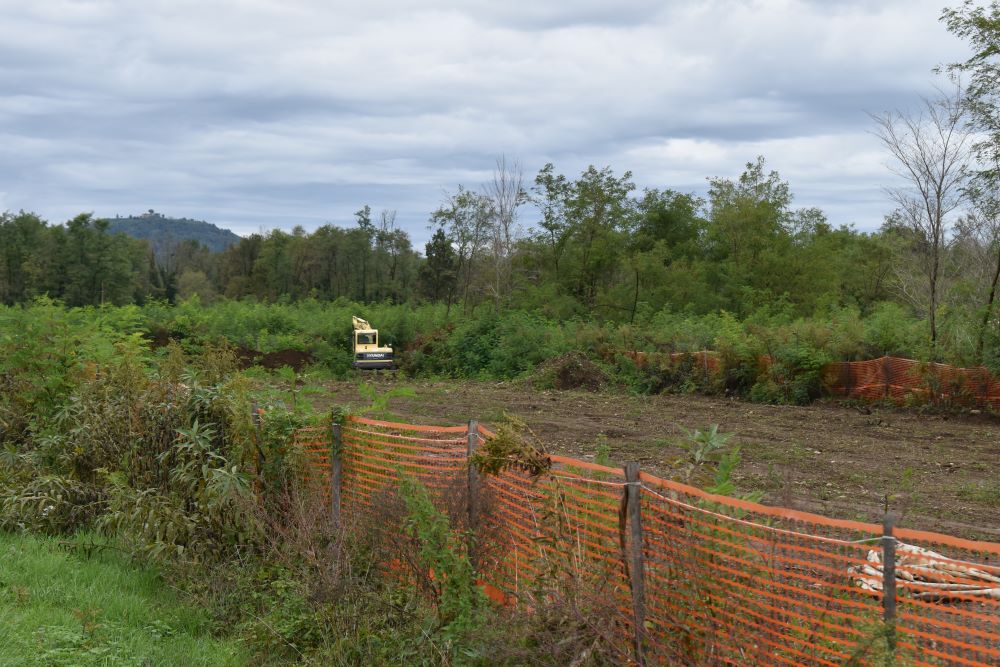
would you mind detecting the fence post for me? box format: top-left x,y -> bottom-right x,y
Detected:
882,356 -> 891,400
842,361 -> 853,398
330,420 -> 342,530
251,402 -> 263,479
882,513 -> 897,653
467,420 -> 480,567
625,462 -> 647,666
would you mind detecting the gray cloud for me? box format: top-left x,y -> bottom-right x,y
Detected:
0,0 -> 971,244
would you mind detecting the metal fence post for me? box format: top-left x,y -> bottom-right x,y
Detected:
625,462 -> 647,666
331,420 -> 342,530
882,513 -> 897,653
467,420 -> 480,567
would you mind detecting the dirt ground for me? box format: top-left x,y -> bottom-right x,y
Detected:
311,378 -> 1000,542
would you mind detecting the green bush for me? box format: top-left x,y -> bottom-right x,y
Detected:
714,312 -> 767,396
750,340 -> 831,405
862,302 -> 926,358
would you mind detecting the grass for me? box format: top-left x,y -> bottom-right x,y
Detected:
0,531 -> 248,667
958,481 -> 1000,505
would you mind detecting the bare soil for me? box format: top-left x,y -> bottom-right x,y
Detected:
259,349 -> 314,371
313,379 -> 1000,542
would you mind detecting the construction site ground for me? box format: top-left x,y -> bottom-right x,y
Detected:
310,378 -> 1000,543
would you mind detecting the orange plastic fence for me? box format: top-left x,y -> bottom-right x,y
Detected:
825,356 -> 1000,410
627,351 -> 1000,409
294,416 -> 1000,666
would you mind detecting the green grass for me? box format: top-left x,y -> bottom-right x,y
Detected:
0,531 -> 248,666
957,481 -> 1000,505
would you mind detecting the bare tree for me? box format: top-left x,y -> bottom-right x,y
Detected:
871,86 -> 971,352
484,155 -> 526,311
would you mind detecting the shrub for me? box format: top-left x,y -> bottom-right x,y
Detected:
714,312 -> 767,395
863,302 -> 926,358
750,340 -> 831,405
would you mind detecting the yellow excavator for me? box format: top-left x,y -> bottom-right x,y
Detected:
352,316 -> 394,370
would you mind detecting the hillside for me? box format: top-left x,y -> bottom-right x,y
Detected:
104,210 -> 241,258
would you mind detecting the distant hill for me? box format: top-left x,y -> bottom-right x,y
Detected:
104,210 -> 242,259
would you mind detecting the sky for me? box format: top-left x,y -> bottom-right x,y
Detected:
0,0 -> 974,245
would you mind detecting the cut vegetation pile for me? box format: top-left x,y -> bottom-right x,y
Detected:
530,352 -> 610,392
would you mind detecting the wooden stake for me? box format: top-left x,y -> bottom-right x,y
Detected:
625,462 -> 647,666
331,421 -> 342,529
882,513 -> 897,653
467,420 -> 480,567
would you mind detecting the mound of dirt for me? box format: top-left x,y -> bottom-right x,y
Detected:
259,349 -> 315,372
232,345 -> 261,369
533,352 -> 609,392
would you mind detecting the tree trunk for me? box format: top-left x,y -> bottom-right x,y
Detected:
630,269 -> 639,324
977,244 -> 1000,363
929,230 -> 940,355
929,268 -> 937,352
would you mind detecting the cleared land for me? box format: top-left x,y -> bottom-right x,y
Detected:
314,379 -> 1000,542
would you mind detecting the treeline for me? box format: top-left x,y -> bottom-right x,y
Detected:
0,212 -> 156,306
0,206 -> 423,307
3,155 -> 998,366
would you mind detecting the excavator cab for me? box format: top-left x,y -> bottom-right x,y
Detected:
352,316 -> 394,370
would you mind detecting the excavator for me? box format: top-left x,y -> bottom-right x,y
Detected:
352,316 -> 394,370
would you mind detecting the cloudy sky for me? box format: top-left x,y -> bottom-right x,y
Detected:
0,0 -> 972,245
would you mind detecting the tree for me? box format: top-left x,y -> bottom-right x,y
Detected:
871,87 -> 970,352
941,2 -> 1000,362
354,205 -> 374,301
527,163 -> 636,312
957,186 -> 1000,362
563,165 -> 636,311
176,269 -> 217,303
704,157 -> 795,312
418,228 -> 458,306
0,212 -> 46,304
706,157 -> 790,266
430,186 -> 492,313
942,2 -> 1000,182
531,163 -> 573,280
633,189 -> 703,255
484,156 -> 526,311
218,234 -> 262,299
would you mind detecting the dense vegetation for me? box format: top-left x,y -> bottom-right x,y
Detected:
0,302 -> 653,665
3,153 -> 998,372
